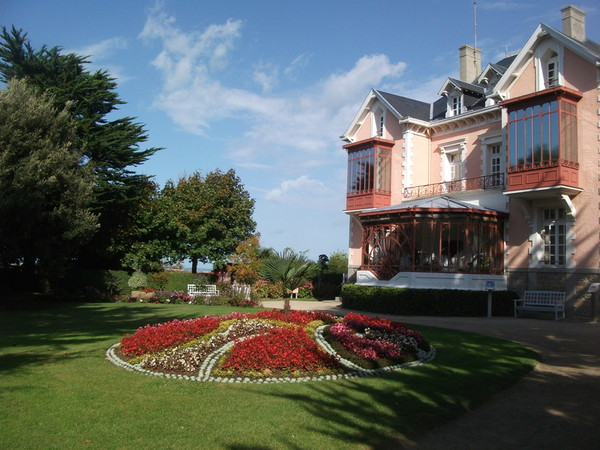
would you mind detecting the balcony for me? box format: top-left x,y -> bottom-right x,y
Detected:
346,192 -> 391,210
505,160 -> 580,198
402,174 -> 504,200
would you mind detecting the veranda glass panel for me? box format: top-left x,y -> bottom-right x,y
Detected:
361,213 -> 504,278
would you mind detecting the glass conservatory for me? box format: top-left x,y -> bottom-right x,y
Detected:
357,197 -> 506,281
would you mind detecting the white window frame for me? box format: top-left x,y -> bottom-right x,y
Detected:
535,43 -> 562,91
541,207 -> 567,266
489,145 -> 501,175
530,203 -> 574,269
440,139 -> 467,182
546,57 -> 558,88
488,143 -> 502,175
371,106 -> 386,138
448,93 -> 463,117
479,130 -> 505,179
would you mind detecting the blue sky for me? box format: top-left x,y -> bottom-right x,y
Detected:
2,0 -> 599,263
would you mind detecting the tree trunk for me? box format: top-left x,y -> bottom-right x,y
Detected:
283,295 -> 291,315
191,257 -> 198,274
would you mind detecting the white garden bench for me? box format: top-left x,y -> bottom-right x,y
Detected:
514,290 -> 565,320
187,284 -> 220,298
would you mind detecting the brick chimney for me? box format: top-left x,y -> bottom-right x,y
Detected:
459,45 -> 481,83
561,5 -> 586,42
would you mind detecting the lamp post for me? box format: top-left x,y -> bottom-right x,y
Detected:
486,280 -> 496,318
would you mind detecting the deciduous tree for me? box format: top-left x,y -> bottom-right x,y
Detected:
327,251 -> 348,274
226,234 -> 262,285
159,169 -> 256,273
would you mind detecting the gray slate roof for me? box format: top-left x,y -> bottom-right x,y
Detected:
364,196 -> 500,214
376,90 -> 431,121
446,78 -> 485,96
494,54 -> 517,70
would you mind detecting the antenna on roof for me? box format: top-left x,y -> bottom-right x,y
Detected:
473,0 -> 478,49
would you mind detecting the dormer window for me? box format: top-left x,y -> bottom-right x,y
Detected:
452,96 -> 462,116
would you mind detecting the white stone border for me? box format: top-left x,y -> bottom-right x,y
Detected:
106,325 -> 436,384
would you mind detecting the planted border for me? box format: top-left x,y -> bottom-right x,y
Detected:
107,310 -> 435,383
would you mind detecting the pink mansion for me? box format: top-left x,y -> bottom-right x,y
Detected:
341,5 -> 599,319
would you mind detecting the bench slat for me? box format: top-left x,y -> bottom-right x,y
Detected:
514,290 -> 565,320
187,284 -> 220,297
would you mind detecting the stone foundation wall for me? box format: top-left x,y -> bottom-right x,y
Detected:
507,269 -> 600,320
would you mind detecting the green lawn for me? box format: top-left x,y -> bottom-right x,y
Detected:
0,302 -> 537,449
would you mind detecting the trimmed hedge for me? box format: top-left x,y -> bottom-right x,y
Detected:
341,284 -> 518,317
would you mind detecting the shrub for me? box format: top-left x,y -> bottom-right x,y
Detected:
56,269 -> 122,301
297,282 -> 314,298
313,283 -> 342,300
341,284 -> 517,317
193,273 -> 211,286
252,280 -> 285,299
150,272 -> 170,290
128,270 -> 148,290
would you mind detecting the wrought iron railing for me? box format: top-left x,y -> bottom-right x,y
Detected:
402,173 -> 504,199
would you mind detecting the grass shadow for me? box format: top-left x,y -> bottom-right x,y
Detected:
250,326 -> 537,448
0,301 -> 261,373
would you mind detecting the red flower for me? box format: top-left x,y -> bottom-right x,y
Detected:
221,327 -> 338,374
120,316 -> 221,356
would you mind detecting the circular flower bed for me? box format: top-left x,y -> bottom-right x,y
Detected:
106,310 -> 435,383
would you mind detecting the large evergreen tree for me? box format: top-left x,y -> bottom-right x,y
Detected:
0,26 -> 161,268
0,79 -> 98,287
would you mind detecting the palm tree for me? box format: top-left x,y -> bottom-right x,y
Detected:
260,249 -> 313,314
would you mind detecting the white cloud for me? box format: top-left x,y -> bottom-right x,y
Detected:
252,62 -> 279,93
478,2 -> 535,11
265,175 -> 330,204
388,74 -> 449,103
284,52 -> 312,79
76,37 -> 128,60
139,4 -> 408,205
230,54 -> 406,164
69,37 -> 130,82
139,7 -> 242,89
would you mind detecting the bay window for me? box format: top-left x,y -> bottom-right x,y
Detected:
344,138 -> 393,209
502,87 -> 581,192
347,146 -> 391,195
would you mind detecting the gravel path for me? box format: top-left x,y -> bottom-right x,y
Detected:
262,300 -> 600,449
